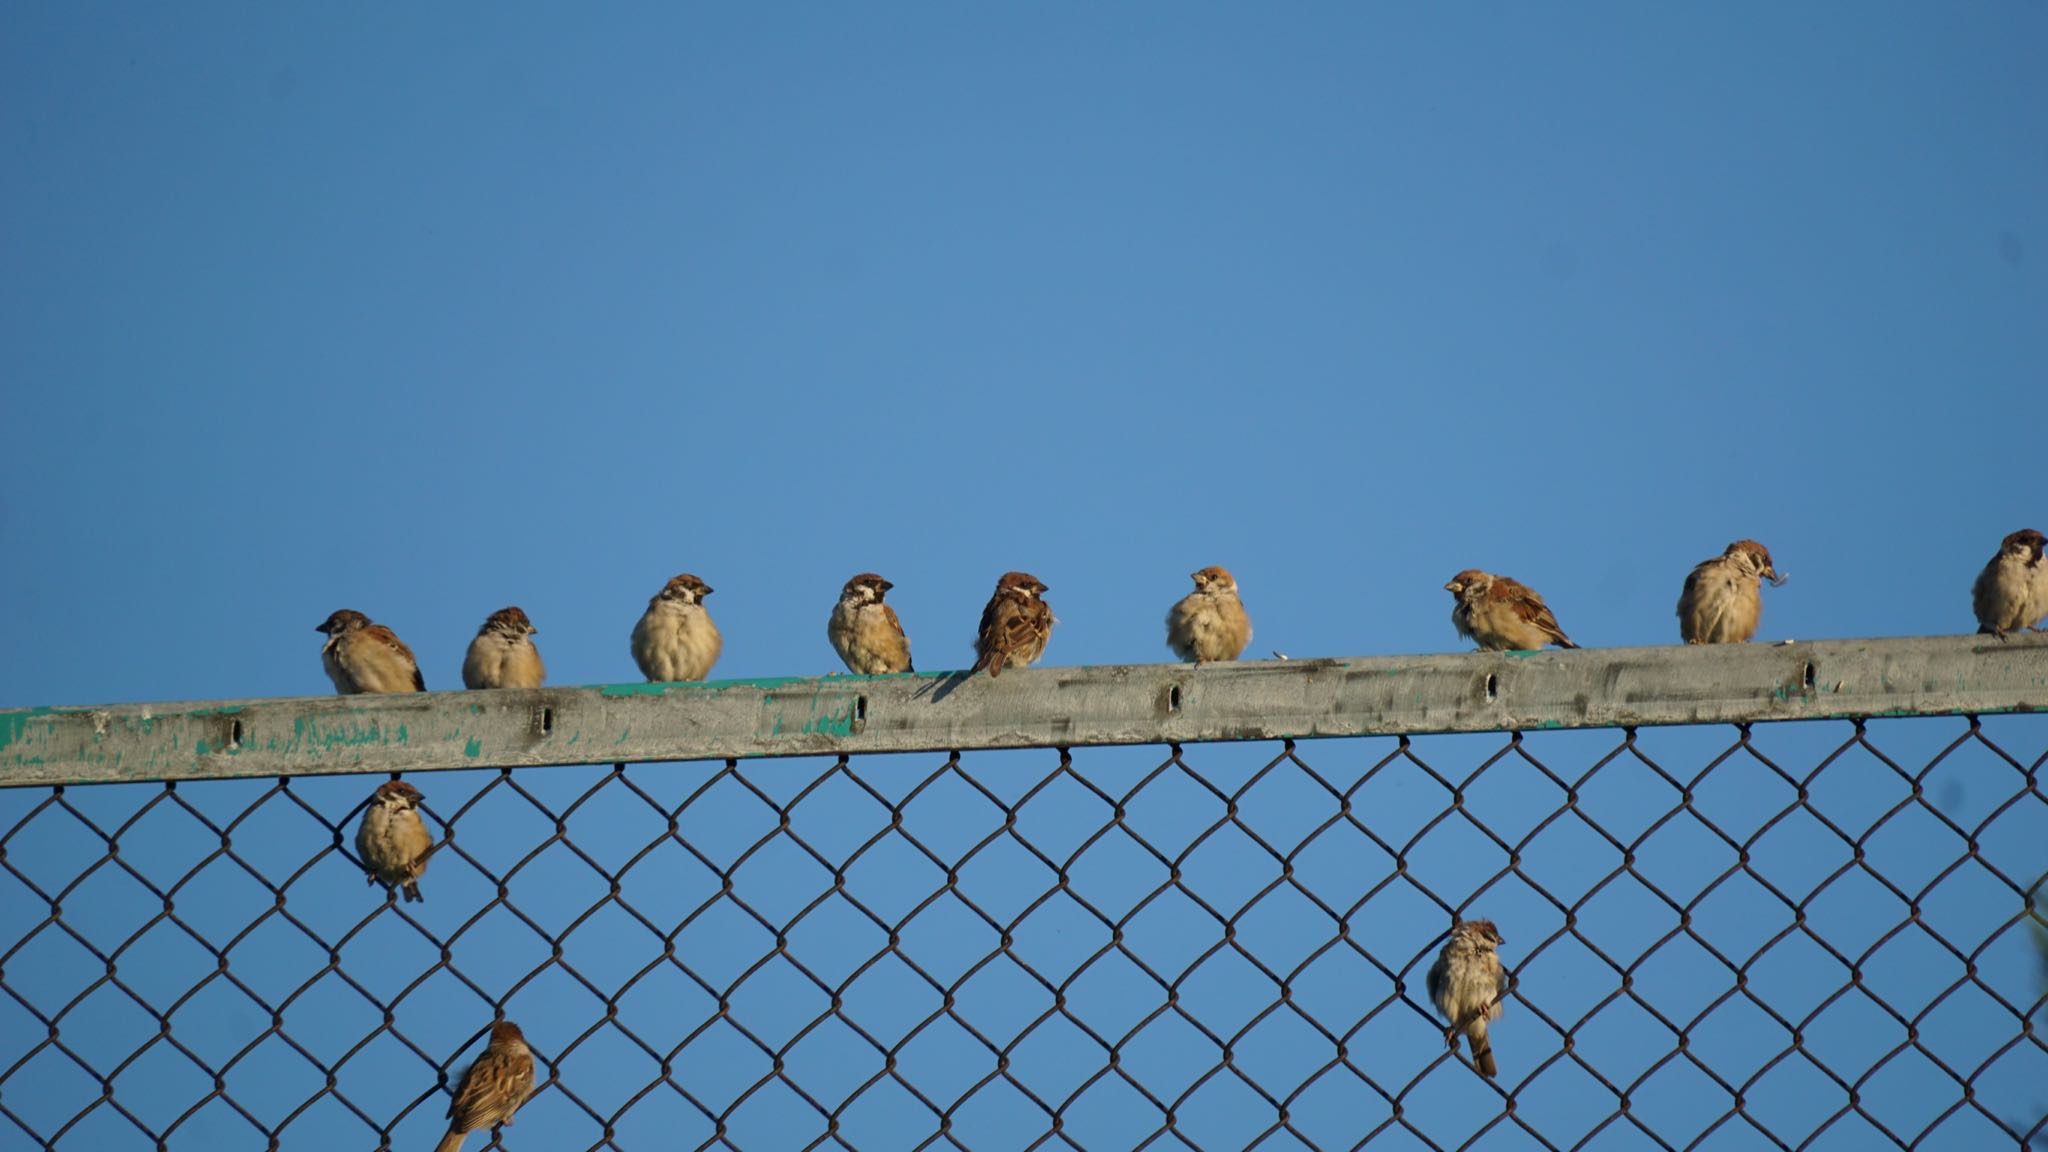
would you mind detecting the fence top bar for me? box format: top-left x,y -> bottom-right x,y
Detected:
2,634 -> 2043,788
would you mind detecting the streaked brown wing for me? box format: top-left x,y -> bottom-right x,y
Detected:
1492,577 -> 1572,646
363,624 -> 426,690
974,594 -> 1046,676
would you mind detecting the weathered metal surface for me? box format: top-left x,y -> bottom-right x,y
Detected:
2,634 -> 2043,788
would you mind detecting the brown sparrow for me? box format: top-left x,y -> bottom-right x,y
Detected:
1444,570 -> 1578,651
971,571 -> 1053,677
356,780 -> 432,902
1677,540 -> 1787,644
828,573 -> 915,674
1426,918 -> 1508,1078
1973,528 -> 2048,640
316,609 -> 426,694
436,1019 -> 537,1152
1165,565 -> 1253,664
631,573 -> 722,682
463,606 -> 546,689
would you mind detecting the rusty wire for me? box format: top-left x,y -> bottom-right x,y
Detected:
1,716 -> 2044,1150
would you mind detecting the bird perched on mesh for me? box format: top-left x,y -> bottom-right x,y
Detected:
828,573 -> 914,674
631,573 -> 722,682
1165,566 -> 1253,664
356,780 -> 432,902
435,1019 -> 536,1152
463,606 -> 546,689
971,572 -> 1053,677
1444,571 -> 1577,651
1972,529 -> 2048,640
1677,540 -> 1787,644
1427,918 -> 1509,1078
316,609 -> 425,694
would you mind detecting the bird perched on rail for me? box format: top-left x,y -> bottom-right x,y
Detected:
971,571 -> 1053,677
356,780 -> 432,902
435,1019 -> 537,1152
463,606 -> 546,689
1444,570 -> 1578,652
1427,917 -> 1509,1078
1165,566 -> 1253,664
1677,540 -> 1787,644
316,609 -> 426,694
631,573 -> 722,682
828,573 -> 915,674
1973,528 -> 2048,640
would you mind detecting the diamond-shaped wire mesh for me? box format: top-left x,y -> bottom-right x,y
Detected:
2,716 -> 2044,1150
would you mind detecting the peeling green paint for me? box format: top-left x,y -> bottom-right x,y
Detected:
600,675 -> 827,698
601,683 -> 669,697
0,711 -> 34,753
464,738 -> 483,758
802,706 -> 857,738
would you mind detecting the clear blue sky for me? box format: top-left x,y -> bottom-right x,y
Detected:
2,4 -> 2043,1150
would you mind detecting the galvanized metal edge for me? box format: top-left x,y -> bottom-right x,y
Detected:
2,634 -> 2044,788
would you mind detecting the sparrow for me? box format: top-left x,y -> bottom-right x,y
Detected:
1973,528 -> 2048,640
1444,570 -> 1578,652
316,609 -> 426,694
1426,918 -> 1509,1078
1165,566 -> 1253,664
1677,540 -> 1787,645
631,573 -> 722,682
971,571 -> 1053,677
462,606 -> 546,690
355,780 -> 432,902
828,573 -> 915,674
436,1019 -> 537,1152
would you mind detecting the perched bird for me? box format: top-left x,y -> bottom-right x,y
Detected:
355,780 -> 432,902
1973,528 -> 2048,640
436,1019 -> 537,1152
1427,918 -> 1509,1078
631,573 -> 722,682
1165,566 -> 1253,664
828,573 -> 915,674
1444,570 -> 1578,651
463,607 -> 546,689
971,571 -> 1053,677
1677,540 -> 1787,645
316,610 -> 426,694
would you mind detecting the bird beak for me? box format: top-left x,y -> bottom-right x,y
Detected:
880,581 -> 894,592
1767,571 -> 1789,587
529,626 -> 540,635
1443,582 -> 1458,592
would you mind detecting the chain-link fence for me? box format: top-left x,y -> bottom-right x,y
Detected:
3,714 -> 2045,1150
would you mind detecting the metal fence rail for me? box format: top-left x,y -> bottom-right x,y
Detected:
2,638 -> 2045,1150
